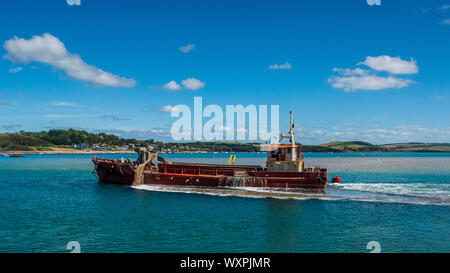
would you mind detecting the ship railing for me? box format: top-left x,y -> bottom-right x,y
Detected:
162,165 -> 243,177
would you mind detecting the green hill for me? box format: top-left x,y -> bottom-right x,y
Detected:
0,133 -> 52,151
379,143 -> 450,152
314,141 -> 379,152
0,129 -> 137,151
301,141 -> 450,152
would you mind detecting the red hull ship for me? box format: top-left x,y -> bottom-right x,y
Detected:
92,112 -> 328,190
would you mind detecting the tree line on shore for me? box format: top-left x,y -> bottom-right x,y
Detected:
1,129 -> 450,152
0,129 -> 152,151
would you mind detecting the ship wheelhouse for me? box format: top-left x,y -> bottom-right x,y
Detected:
263,111 -> 308,172
266,144 -> 305,172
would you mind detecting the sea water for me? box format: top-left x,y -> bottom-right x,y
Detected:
0,153 -> 448,252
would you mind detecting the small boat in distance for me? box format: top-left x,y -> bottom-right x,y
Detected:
92,112 -> 328,190
9,154 -> 24,158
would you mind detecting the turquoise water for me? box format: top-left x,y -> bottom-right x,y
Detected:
0,153 -> 449,252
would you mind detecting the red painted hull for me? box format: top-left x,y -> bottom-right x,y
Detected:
92,158 -> 328,190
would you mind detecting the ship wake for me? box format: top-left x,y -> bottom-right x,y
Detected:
132,182 -> 450,206
131,184 -> 330,200
328,182 -> 450,206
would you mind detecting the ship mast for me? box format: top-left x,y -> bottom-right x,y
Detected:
279,111 -> 296,145
289,111 -> 295,145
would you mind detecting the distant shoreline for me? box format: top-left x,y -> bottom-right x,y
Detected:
0,150 -> 217,155
1,150 -> 135,155
2,130 -> 450,153
2,150 -> 450,155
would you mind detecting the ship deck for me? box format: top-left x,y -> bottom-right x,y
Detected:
159,161 -> 263,169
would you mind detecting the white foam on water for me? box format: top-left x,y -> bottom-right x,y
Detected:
132,184 -> 331,201
329,182 -> 449,199
328,182 -> 450,206
132,183 -> 450,206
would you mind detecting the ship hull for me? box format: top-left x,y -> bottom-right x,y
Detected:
92,158 -> 328,189
144,173 -> 327,189
93,158 -> 136,185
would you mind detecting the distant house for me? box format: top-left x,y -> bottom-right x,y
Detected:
92,144 -> 101,149
72,143 -> 91,149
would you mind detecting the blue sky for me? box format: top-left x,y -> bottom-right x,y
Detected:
0,0 -> 449,144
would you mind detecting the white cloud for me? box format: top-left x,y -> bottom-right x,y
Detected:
1,124 -> 22,130
159,105 -> 174,112
329,55 -> 417,91
9,67 -> 23,73
364,128 -> 388,134
359,56 -> 418,75
3,33 -> 136,87
91,128 -> 172,141
0,100 -> 10,106
328,74 -> 412,92
332,67 -> 370,76
215,126 -> 232,133
343,121 -> 360,126
49,101 -> 79,107
440,5 -> 450,11
440,18 -> 450,24
155,105 -> 181,113
179,43 -> 195,53
181,77 -> 205,90
294,123 -> 450,145
163,80 -> 182,91
435,94 -> 444,99
43,114 -> 95,118
162,78 -> 205,91
269,62 -> 292,70
99,114 -> 129,121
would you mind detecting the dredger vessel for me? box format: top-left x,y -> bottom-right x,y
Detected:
92,112 -> 328,189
